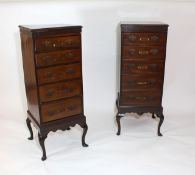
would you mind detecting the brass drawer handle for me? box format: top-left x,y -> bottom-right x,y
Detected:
150,48 -> 159,55
128,49 -> 135,56
63,88 -> 74,93
139,37 -> 150,41
138,50 -> 149,55
46,90 -> 54,97
67,104 -> 77,111
137,81 -> 148,85
137,65 -> 148,70
151,35 -> 159,41
43,40 -> 51,47
63,53 -> 74,59
128,63 -> 136,68
149,64 -> 158,69
128,96 -> 147,100
128,35 -> 137,42
128,80 -> 156,86
66,69 -> 76,75
128,96 -> 155,101
45,72 -> 54,78
64,40 -> 73,45
137,80 -> 156,85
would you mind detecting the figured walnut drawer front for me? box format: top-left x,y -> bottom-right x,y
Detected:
122,46 -> 165,59
35,35 -> 80,52
41,97 -> 82,123
35,49 -> 81,67
37,63 -> 81,85
122,32 -> 166,46
39,80 -> 82,103
121,60 -> 164,75
121,75 -> 162,91
120,91 -> 161,106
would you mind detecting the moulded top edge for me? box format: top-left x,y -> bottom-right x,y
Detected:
120,21 -> 169,26
19,24 -> 82,30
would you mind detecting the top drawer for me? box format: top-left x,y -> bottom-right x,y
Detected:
122,33 -> 167,46
35,35 -> 80,52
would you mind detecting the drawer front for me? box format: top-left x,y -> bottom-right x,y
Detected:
35,35 -> 80,52
37,63 -> 81,85
120,91 -> 161,106
121,60 -> 164,75
121,75 -> 162,91
122,46 -> 165,59
35,49 -> 81,67
122,32 -> 166,46
41,97 -> 82,123
39,80 -> 82,102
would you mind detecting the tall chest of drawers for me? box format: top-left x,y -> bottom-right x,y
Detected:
19,25 -> 88,160
116,22 -> 168,136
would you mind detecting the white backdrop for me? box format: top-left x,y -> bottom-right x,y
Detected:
0,1 -> 195,175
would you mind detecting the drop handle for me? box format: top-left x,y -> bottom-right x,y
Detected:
137,65 -> 148,70
67,105 -> 77,111
45,72 -> 54,78
128,96 -> 147,100
128,96 -> 155,101
138,50 -> 149,55
66,69 -> 76,74
136,81 -> 148,85
128,35 -> 137,42
150,48 -> 159,55
46,90 -> 54,97
63,53 -> 74,59
139,37 -> 150,41
151,35 -> 159,41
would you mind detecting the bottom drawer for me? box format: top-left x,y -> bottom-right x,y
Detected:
120,91 -> 161,106
41,97 -> 82,123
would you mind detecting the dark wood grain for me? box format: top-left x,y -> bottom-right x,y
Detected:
35,49 -> 81,67
37,63 -> 81,85
20,29 -> 40,124
116,22 -> 168,136
35,35 -> 81,52
121,60 -> 164,75
122,32 -> 167,46
39,79 -> 82,102
19,25 -> 88,160
122,46 -> 165,59
41,97 -> 82,123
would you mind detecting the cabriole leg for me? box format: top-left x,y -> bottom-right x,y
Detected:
157,114 -> 164,136
116,113 -> 122,135
26,118 -> 33,140
81,124 -> 88,147
38,133 -> 47,161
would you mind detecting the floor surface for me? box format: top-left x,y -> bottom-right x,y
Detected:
1,107 -> 195,175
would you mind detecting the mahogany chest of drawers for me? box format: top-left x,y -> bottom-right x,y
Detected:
116,22 -> 168,136
19,25 -> 88,160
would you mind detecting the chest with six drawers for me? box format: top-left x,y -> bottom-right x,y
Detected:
116,22 -> 168,136
19,25 -> 88,161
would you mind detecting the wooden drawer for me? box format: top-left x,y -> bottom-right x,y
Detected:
122,46 -> 165,59
120,91 -> 161,106
121,75 -> 162,91
37,63 -> 81,85
122,32 -> 166,46
35,35 -> 80,52
121,60 -> 164,75
39,80 -> 82,103
35,49 -> 81,67
41,97 -> 82,123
